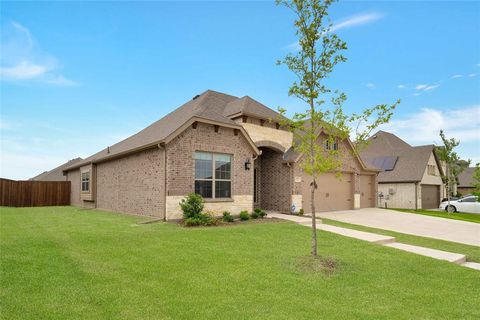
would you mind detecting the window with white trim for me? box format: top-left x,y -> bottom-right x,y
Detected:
81,171 -> 90,192
194,152 -> 231,198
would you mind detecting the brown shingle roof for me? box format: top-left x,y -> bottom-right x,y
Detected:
64,90 -> 266,171
458,167 -> 475,187
361,131 -> 437,182
31,157 -> 83,181
223,96 -> 282,121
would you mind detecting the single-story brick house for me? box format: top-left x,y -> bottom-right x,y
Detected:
361,131 -> 445,209
64,90 -> 379,220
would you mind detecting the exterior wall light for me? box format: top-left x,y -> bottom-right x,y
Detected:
245,159 -> 251,170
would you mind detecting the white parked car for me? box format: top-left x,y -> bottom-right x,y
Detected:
439,195 -> 480,214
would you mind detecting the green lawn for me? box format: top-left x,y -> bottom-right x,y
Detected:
322,218 -> 480,262
1,206 -> 479,319
388,208 -> 480,223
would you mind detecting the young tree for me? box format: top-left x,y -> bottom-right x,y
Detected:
436,130 -> 470,211
472,163 -> 480,200
276,0 -> 399,256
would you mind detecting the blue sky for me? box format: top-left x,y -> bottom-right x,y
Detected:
1,1 -> 479,179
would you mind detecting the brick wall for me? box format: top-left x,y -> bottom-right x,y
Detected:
165,122 -> 255,219
259,148 -> 292,212
96,147 -> 165,217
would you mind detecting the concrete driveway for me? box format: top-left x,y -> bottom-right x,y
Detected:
317,208 -> 480,246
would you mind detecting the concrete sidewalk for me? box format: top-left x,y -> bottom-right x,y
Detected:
268,212 -> 480,270
316,208 -> 480,246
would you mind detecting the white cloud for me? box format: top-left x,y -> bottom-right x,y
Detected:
397,84 -> 406,89
284,12 -> 383,52
365,83 -> 375,89
0,60 -> 49,80
0,21 -> 77,86
330,12 -> 384,32
452,74 -> 463,78
413,92 -> 421,96
415,83 -> 439,91
378,105 -> 480,145
46,75 -> 78,86
424,84 -> 439,91
468,73 -> 477,77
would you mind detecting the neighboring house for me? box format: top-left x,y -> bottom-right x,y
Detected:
457,167 -> 476,196
63,90 -> 378,220
30,158 -> 83,181
361,131 -> 445,209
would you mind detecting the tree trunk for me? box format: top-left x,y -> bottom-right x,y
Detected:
447,165 -> 451,213
311,177 -> 317,257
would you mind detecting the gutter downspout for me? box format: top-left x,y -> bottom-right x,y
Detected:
158,143 -> 167,221
415,182 -> 418,210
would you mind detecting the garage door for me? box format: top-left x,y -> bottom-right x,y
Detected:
421,184 -> 440,209
360,175 -> 374,208
303,173 -> 353,212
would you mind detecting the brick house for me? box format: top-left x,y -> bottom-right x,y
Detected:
64,90 -> 378,220
361,131 -> 445,209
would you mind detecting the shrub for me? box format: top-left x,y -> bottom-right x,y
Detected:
251,211 -> 259,219
180,193 -> 204,219
254,208 -> 267,218
239,210 -> 250,221
184,217 -> 201,226
298,208 -> 304,216
222,211 -> 234,222
200,211 -> 219,226
184,211 -> 218,227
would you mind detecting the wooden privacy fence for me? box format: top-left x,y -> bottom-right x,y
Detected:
0,178 -> 70,207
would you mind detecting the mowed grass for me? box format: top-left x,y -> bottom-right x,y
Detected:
1,207 -> 479,319
322,218 -> 480,262
388,208 -> 480,223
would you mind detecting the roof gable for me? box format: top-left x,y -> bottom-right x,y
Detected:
64,90 -> 265,171
361,131 -> 439,182
224,96 -> 282,121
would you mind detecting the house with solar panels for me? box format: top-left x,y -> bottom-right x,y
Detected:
361,131 -> 445,209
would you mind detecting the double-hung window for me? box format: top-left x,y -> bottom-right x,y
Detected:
195,152 -> 231,199
324,139 -> 338,151
81,171 -> 90,192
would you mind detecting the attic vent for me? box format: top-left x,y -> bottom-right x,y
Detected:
192,94 -> 200,100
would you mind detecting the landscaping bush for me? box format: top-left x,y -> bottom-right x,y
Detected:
222,211 -> 234,222
254,208 -> 267,218
298,208 -> 304,216
239,210 -> 250,221
180,193 -> 204,219
184,211 -> 218,227
251,211 -> 259,219
184,217 -> 201,226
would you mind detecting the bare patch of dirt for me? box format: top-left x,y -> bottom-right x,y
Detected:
292,255 -> 340,276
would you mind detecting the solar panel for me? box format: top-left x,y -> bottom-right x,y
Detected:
382,156 -> 398,171
370,156 -> 398,171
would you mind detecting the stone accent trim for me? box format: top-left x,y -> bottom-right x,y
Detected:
291,195 -> 302,213
354,193 -> 361,209
166,195 -> 254,220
